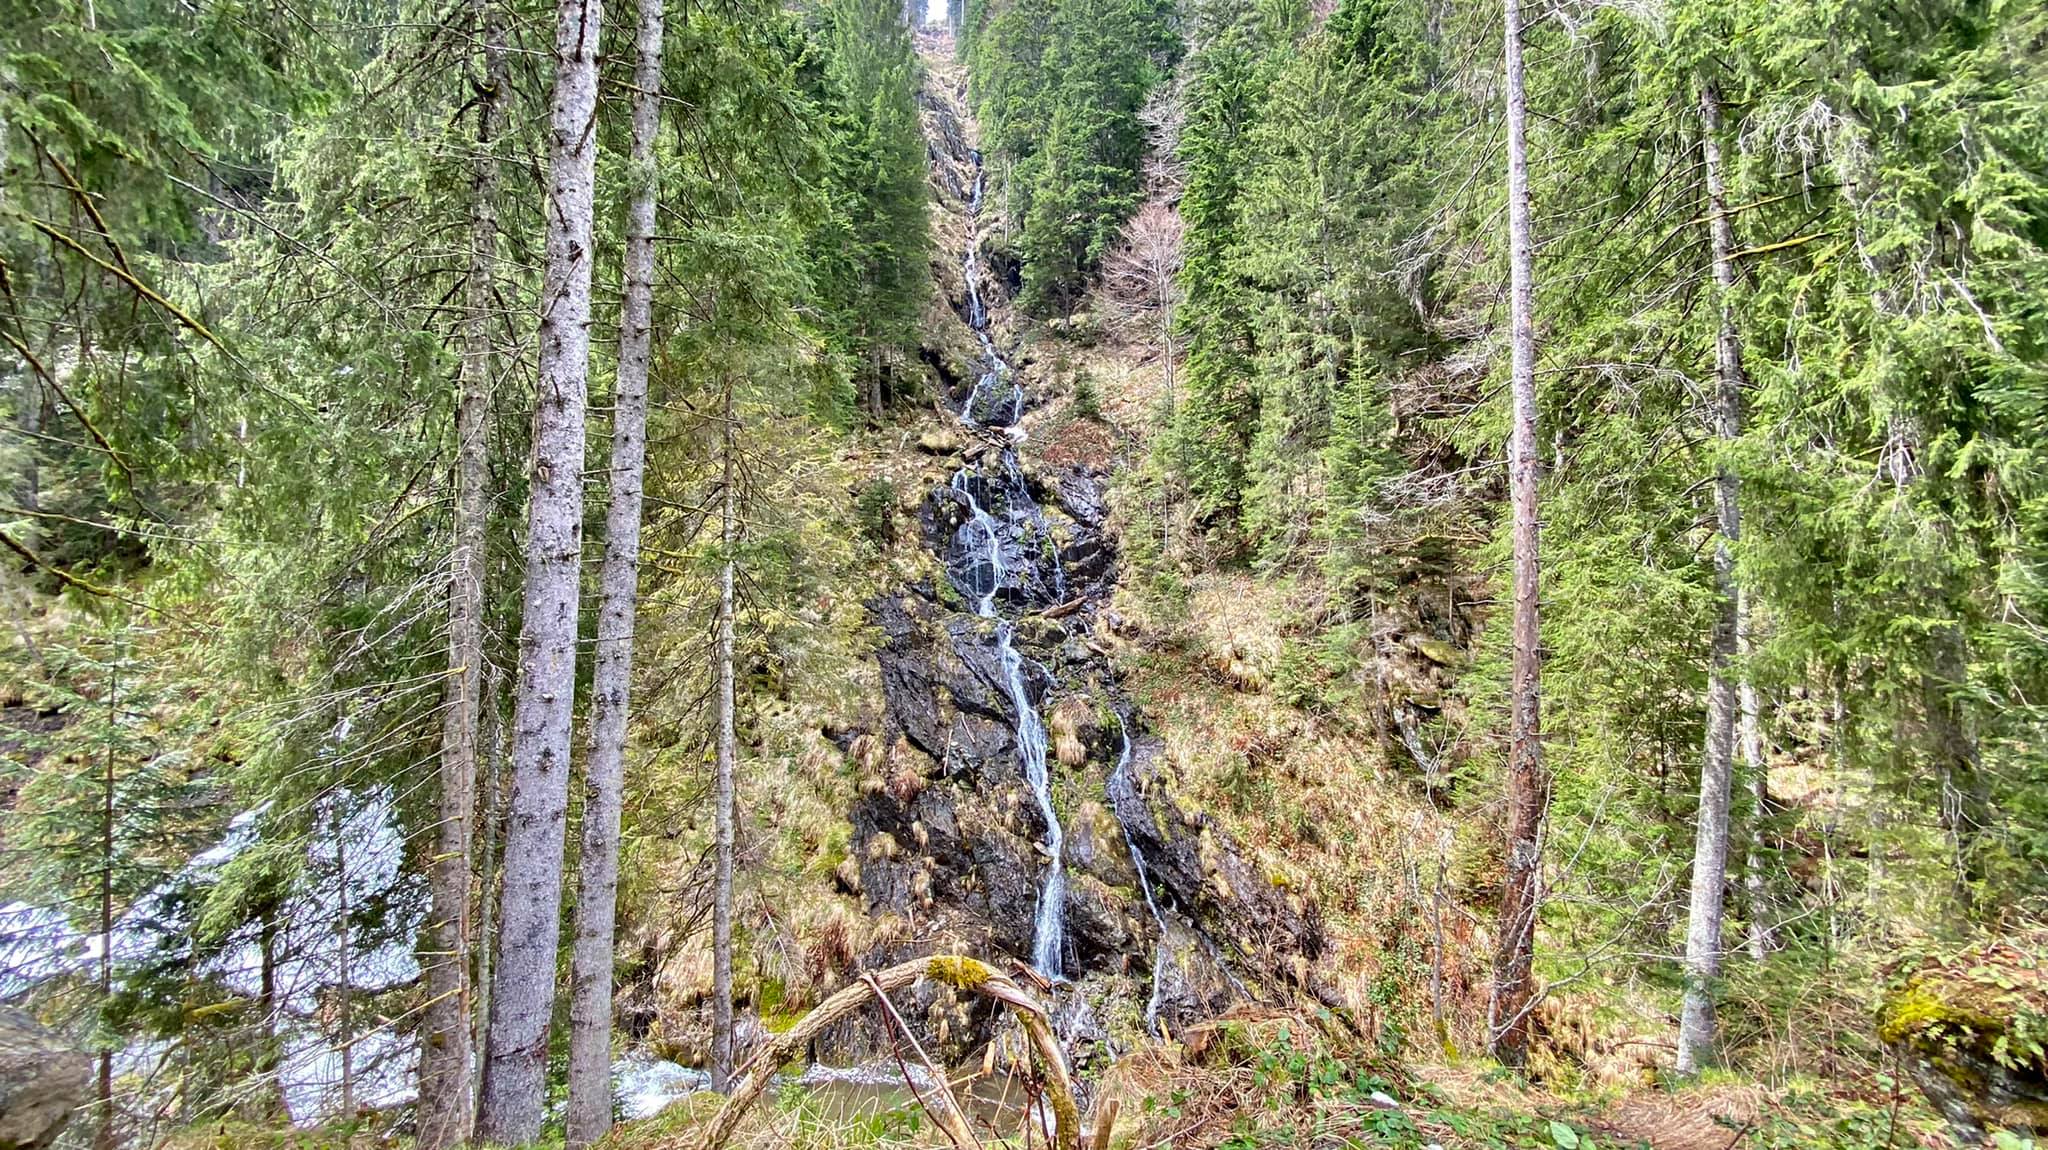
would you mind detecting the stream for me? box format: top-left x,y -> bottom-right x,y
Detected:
944,144 -> 1068,983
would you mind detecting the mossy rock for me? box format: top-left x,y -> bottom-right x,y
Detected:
1877,933 -> 2048,1143
1412,638 -> 1465,668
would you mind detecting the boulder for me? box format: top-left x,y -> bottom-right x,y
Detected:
1877,934 -> 2048,1144
0,1009 -> 90,1150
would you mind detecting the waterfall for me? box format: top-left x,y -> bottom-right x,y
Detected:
949,143 -> 1067,982
1112,720 -> 1169,1033
1000,623 -> 1064,981
1106,717 -> 1253,1029
950,469 -> 1006,617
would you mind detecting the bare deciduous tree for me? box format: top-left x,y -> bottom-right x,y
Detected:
1102,200 -> 1185,419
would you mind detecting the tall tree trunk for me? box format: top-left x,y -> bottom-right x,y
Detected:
1678,83 -> 1747,1073
97,657 -> 115,1150
1926,625 -> 1990,908
473,662 -> 507,1108
419,2 -> 504,1142
258,898 -> 283,1118
1159,302 -> 1175,425
1741,673 -> 1771,959
13,375 -> 40,521
476,0 -> 602,1138
1487,0 -> 1546,1069
710,378 -> 739,1091
565,0 -> 663,1141
336,799 -> 355,1121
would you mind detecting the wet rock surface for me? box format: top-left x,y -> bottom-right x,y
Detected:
1105,736 -> 1329,989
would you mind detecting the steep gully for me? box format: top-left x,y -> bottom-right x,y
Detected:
951,149 -> 1070,983
834,52 -> 1333,1073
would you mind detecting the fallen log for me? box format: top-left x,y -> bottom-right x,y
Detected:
693,955 -> 1077,1150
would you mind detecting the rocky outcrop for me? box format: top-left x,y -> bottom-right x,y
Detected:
1878,935 -> 2048,1144
0,1010 -> 90,1150
855,584 -> 1334,1053
1104,735 -> 1329,995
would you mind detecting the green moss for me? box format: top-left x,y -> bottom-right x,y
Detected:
1877,983 -> 2003,1046
927,954 -> 997,989
757,975 -> 788,1016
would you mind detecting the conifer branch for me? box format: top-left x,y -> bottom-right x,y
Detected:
0,526 -> 119,598
25,219 -> 227,351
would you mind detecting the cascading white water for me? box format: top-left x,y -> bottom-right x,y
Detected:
951,469 -> 1006,617
1003,452 -> 1066,603
1112,720 -> 1170,1032
950,143 -> 1067,981
1106,716 -> 1253,1027
1001,622 -> 1064,980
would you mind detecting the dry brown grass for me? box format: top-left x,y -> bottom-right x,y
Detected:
1104,570 -> 1495,1062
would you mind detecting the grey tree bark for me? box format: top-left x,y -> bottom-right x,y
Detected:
1487,0 -> 1547,1069
1926,625 -> 1991,907
564,0 -> 663,1141
475,0 -> 602,1138
1678,81 -> 1748,1074
96,663 -> 114,1150
472,661 -> 507,1109
1741,673 -> 1771,960
335,799 -> 355,1120
418,2 -> 504,1142
710,379 -> 739,1091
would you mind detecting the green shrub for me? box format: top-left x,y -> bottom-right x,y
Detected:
1072,373 -> 1103,422
854,478 -> 896,549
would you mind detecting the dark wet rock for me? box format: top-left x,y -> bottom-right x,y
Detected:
1059,637 -> 1095,668
1056,470 -> 1107,527
1060,538 -> 1114,587
1105,736 -> 1329,988
1147,919 -> 1244,1037
942,712 -> 1016,785
921,471 -> 1069,614
874,596 -> 1048,768
1012,615 -> 1067,650
1063,873 -> 1141,970
874,596 -> 960,759
1062,800 -> 1136,891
